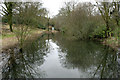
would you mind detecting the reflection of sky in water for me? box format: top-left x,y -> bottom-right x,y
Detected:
1,34 -> 118,78
0,54 -> 2,80
33,39 -> 97,78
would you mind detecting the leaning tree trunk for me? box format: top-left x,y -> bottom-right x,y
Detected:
9,23 -> 13,32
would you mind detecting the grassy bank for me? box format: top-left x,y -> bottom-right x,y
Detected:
1,25 -> 45,52
1,24 -> 58,53
102,37 -> 119,50
1,29 -> 45,52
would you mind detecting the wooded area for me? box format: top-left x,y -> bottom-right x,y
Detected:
52,1 -> 120,43
1,1 -> 120,50
1,0 -> 120,79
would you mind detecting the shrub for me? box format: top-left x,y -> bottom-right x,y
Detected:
90,25 -> 106,39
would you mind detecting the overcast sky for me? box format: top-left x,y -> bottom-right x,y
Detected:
0,0 -> 116,17
42,0 -> 96,17
0,0 -> 96,17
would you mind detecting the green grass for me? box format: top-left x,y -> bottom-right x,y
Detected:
105,37 -> 118,48
2,33 -> 15,39
1,27 -> 45,39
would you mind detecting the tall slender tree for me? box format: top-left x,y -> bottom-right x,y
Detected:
2,2 -> 14,32
96,2 -> 111,38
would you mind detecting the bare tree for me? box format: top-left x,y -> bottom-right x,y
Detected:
2,2 -> 15,32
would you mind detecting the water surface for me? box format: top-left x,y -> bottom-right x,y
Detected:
2,33 -> 118,78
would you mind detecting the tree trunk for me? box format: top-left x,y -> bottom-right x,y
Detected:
105,21 -> 110,38
10,23 -> 13,32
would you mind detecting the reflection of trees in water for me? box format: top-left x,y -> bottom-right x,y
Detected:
53,33 -> 104,68
2,33 -> 118,78
53,33 -> 118,78
2,35 -> 48,78
45,34 -> 55,54
93,47 -> 118,78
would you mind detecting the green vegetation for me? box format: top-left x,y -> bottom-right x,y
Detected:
1,1 -> 120,50
1,1 -> 49,51
1,2 -> 16,32
2,2 -> 48,31
2,33 -> 15,38
52,1 -> 120,48
1,1 -> 119,78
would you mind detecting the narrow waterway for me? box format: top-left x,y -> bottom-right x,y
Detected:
1,33 -> 119,78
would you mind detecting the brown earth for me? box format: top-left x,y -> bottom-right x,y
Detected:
102,37 -> 119,51
1,29 -> 46,52
0,29 -> 58,53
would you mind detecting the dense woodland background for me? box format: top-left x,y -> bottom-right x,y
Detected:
51,1 -> 120,40
1,1 -> 120,78
1,1 -> 120,42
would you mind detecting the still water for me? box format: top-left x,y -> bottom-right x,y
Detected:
2,33 -> 119,78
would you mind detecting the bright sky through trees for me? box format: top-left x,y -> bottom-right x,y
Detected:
42,0 -> 96,17
0,0 -> 116,17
